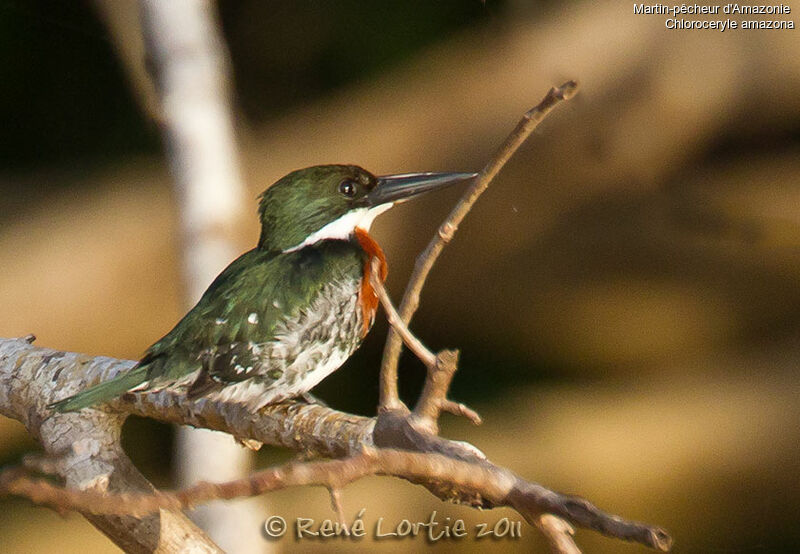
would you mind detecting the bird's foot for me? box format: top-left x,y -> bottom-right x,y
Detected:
236,437 -> 264,451
299,392 -> 328,407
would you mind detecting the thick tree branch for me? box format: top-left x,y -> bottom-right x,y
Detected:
0,337 -> 672,553
0,337 -> 221,553
379,81 -> 579,411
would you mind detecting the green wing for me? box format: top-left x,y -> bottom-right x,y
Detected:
143,240 -> 364,385
49,240 -> 365,412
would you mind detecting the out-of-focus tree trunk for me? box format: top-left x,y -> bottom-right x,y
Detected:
126,1 -> 265,552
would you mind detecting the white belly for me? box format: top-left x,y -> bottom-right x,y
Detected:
205,278 -> 364,410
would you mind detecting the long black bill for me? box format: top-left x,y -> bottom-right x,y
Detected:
367,172 -> 478,206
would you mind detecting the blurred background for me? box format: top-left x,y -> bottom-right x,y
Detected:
2,1 -> 800,552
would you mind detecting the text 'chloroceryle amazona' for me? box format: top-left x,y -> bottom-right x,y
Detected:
49,165 -> 477,412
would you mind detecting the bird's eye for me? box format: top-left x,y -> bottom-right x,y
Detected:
338,180 -> 357,198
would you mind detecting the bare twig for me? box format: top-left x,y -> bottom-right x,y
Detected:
328,487 -> 347,529
370,258 -> 436,368
0,445 -> 672,552
440,399 -> 482,426
370,259 -> 481,432
411,350 -> 461,433
537,514 -> 581,554
379,81 -> 580,411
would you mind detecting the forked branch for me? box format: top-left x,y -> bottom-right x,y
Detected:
370,258 -> 481,432
379,80 -> 579,411
0,331 -> 672,553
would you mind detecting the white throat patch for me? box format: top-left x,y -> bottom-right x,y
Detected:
283,204 -> 393,253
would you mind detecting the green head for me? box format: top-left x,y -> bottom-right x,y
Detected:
257,164 -> 476,252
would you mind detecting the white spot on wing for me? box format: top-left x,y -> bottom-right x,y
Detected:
204,279 -> 366,411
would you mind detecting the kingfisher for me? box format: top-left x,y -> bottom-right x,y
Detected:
49,165 -> 476,413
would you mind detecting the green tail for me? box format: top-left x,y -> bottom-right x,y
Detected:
48,365 -> 149,412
